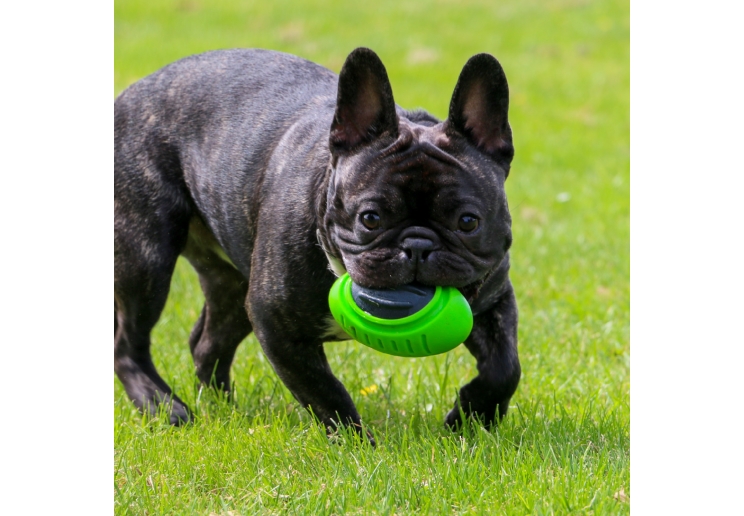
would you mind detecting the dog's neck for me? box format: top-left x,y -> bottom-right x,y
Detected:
316,229 -> 347,277
314,161 -> 348,278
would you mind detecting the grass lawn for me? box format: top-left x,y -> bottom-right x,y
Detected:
114,0 -> 629,513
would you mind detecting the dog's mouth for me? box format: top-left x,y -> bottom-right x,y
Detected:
327,250 -> 488,306
323,255 -> 490,306
320,229 -> 493,305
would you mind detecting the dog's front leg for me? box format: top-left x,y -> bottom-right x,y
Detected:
250,316 -> 371,444
445,282 -> 521,429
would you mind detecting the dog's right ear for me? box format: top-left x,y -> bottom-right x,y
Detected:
447,53 -> 514,166
330,48 -> 398,152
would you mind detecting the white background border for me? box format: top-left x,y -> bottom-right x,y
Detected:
631,0 -> 744,512
0,0 -> 111,512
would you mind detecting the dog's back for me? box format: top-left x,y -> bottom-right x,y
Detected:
115,49 -> 338,250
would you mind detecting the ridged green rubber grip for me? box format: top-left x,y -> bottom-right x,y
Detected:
328,274 -> 473,357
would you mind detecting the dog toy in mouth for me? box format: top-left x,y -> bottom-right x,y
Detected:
328,273 -> 473,357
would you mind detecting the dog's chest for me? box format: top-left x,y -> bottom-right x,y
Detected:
321,315 -> 352,342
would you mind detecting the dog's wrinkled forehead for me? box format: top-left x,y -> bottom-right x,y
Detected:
332,119 -> 493,199
399,118 -> 452,149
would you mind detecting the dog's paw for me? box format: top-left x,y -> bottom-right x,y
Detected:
168,401 -> 193,426
444,406 -> 463,430
444,403 -> 497,431
324,420 -> 376,447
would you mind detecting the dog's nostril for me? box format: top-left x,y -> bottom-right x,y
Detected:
402,238 -> 435,262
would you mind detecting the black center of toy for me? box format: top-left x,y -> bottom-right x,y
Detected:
350,282 -> 436,319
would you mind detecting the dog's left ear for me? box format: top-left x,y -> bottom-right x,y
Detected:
330,48 -> 398,152
447,54 -> 514,166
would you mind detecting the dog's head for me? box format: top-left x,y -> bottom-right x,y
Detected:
319,48 -> 514,297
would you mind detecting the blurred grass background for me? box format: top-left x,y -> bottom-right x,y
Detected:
115,0 -> 629,513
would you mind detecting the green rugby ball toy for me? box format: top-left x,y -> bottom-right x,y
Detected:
328,273 -> 473,357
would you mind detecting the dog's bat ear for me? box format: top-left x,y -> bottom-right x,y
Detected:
330,48 -> 398,152
447,54 -> 514,166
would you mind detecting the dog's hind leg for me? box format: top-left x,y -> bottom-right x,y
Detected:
114,157 -> 192,424
182,218 -> 252,392
114,219 -> 191,423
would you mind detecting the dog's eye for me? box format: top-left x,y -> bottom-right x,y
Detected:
360,211 -> 381,230
458,215 -> 479,233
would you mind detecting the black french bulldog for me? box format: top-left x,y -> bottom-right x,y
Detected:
114,47 -> 520,441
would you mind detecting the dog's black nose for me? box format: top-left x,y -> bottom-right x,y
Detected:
402,238 -> 436,262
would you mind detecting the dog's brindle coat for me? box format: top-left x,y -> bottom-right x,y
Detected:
114,48 -> 520,441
